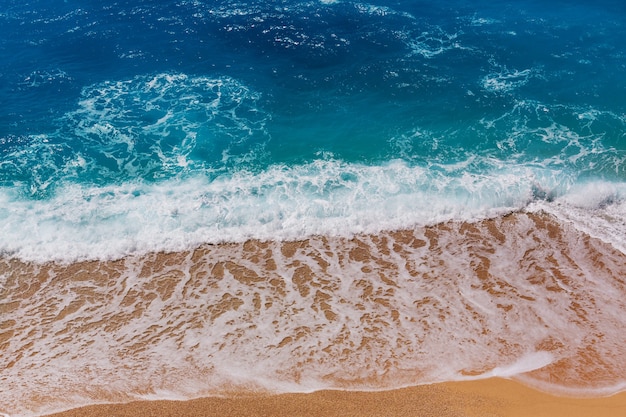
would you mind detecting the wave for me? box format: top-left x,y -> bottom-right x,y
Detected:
4,155 -> 625,263
2,67 -> 624,264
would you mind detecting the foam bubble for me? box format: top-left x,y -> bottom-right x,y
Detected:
3,72 -> 269,196
530,181 -> 626,253
481,68 -> 536,93
479,100 -> 625,179
354,3 -> 400,17
469,16 -> 499,26
0,158 -> 576,263
18,69 -> 74,89
481,351 -> 555,379
559,181 -> 624,210
404,27 -> 467,59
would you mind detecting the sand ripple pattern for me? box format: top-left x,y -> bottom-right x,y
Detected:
2,212 -> 626,416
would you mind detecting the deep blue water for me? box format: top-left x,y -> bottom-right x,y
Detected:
1,0 -> 625,260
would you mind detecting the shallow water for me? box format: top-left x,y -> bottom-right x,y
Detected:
3,211 -> 626,415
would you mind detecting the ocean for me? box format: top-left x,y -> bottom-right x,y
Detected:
1,0 -> 625,415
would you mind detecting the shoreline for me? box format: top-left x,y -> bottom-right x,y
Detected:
40,378 -> 626,417
3,212 -> 626,415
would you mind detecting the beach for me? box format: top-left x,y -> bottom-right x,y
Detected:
2,1 -> 626,416
43,378 -> 626,417
3,211 -> 626,416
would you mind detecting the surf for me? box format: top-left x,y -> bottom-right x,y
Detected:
2,210 -> 626,416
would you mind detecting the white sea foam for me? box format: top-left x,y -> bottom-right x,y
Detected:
7,72 -> 270,196
481,68 -> 536,93
2,76 -> 624,264
515,376 -> 626,398
405,27 -> 467,59
0,158 -> 582,263
479,351 -> 555,379
530,182 -> 626,254
18,69 -> 74,88
469,16 -> 499,26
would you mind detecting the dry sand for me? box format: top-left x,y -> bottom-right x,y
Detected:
43,378 -> 626,417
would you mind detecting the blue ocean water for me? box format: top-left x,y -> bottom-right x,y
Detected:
0,0 -> 625,259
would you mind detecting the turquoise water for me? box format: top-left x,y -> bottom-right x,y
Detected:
1,0 -> 625,260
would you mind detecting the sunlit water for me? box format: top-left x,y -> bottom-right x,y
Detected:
1,0 -> 625,415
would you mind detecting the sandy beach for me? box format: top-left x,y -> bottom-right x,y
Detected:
4,212 -> 626,416
43,378 -> 626,417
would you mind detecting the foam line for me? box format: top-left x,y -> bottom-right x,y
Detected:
0,159 -> 579,263
484,352 -> 555,378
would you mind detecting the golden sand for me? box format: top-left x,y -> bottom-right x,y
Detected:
43,378 -> 626,417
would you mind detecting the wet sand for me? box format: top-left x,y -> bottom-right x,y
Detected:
4,212 -> 626,415
44,378 -> 626,417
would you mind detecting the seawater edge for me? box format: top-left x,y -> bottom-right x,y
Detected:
2,211 -> 626,416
